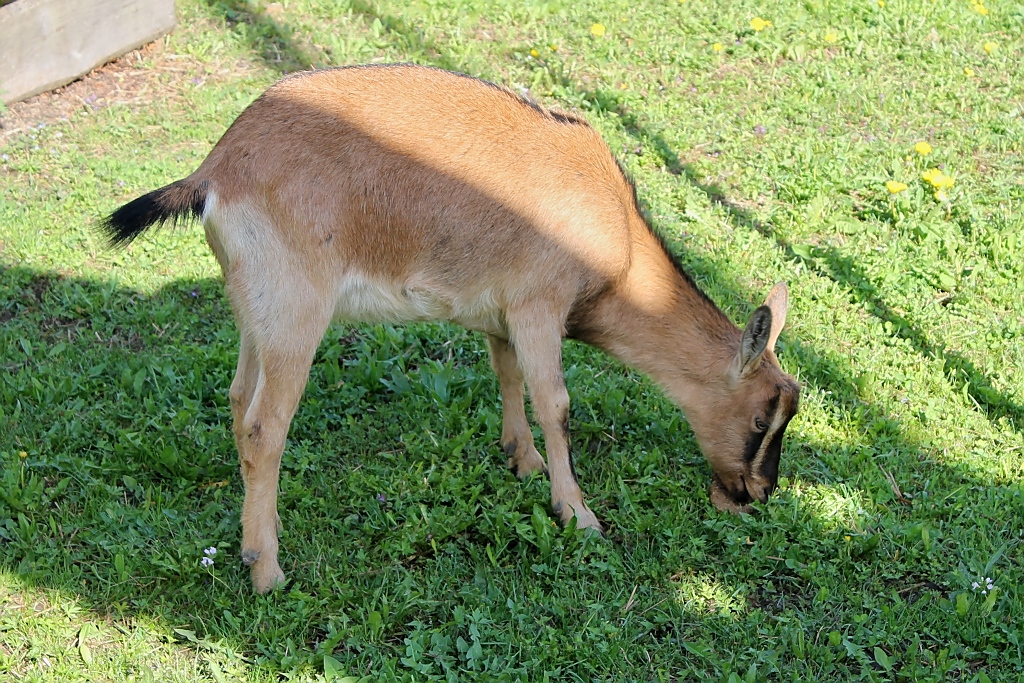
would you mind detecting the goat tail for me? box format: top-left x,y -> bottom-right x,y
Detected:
100,178 -> 209,247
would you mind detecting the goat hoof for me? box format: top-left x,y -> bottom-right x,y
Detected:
251,559 -> 286,594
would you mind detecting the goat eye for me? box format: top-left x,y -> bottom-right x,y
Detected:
754,417 -> 768,432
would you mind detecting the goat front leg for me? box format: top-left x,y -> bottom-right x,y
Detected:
487,334 -> 547,478
507,311 -> 602,532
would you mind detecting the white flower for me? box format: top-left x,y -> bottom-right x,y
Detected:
204,547 -> 217,557
972,577 -> 996,593
201,556 -> 214,567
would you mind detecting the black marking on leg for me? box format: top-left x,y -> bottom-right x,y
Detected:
560,409 -> 579,485
504,439 -> 521,477
241,549 -> 260,566
248,422 -> 262,441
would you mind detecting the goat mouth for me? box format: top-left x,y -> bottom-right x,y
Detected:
709,474 -> 754,513
733,475 -> 755,505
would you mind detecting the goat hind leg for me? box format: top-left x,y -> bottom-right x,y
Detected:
231,285 -> 330,593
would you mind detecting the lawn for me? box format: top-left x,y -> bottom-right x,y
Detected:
1,0 -> 1023,680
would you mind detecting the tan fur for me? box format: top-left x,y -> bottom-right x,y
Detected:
107,64 -> 799,593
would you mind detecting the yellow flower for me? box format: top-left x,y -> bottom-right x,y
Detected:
713,42 -> 724,52
877,0 -> 885,6
886,181 -> 908,194
550,43 -> 558,51
750,17 -> 772,31
530,49 -> 539,58
972,3 -> 989,14
590,23 -> 606,37
18,451 -> 27,459
964,67 -> 975,76
922,168 -> 954,189
824,32 -> 838,43
915,141 -> 933,155
984,41 -> 997,54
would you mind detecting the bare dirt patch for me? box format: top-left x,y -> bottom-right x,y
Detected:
0,35 -> 259,143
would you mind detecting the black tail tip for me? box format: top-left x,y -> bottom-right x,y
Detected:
100,180 -> 207,248
100,195 -> 161,247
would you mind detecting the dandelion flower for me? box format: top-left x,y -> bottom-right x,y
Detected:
18,451 -> 27,459
915,141 -> 933,155
922,168 -> 954,189
984,41 -> 997,54
964,67 -> 975,77
590,23 -> 606,37
972,3 -> 989,14
713,42 -> 724,52
824,32 -> 838,43
530,49 -> 539,58
886,181 -> 908,194
750,17 -> 772,32
878,0 -> 885,7
550,43 -> 558,51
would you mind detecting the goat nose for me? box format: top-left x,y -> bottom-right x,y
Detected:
747,479 -> 773,503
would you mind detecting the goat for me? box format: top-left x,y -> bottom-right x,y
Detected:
102,64 -> 800,593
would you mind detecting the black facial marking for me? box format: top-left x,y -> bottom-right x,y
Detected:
758,412 -> 795,487
742,430 -> 767,463
758,430 -> 784,487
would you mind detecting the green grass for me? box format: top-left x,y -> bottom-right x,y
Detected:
2,0 -> 1023,680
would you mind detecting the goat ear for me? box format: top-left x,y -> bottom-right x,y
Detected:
763,281 -> 789,353
736,305 -> 773,376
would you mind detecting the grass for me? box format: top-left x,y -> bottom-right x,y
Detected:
1,0 -> 1023,680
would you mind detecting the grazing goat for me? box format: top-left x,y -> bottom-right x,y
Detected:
102,64 -> 800,593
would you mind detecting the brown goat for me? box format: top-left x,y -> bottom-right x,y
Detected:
102,64 -> 800,593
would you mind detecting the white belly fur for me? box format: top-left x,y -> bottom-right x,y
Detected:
332,270 -> 507,337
